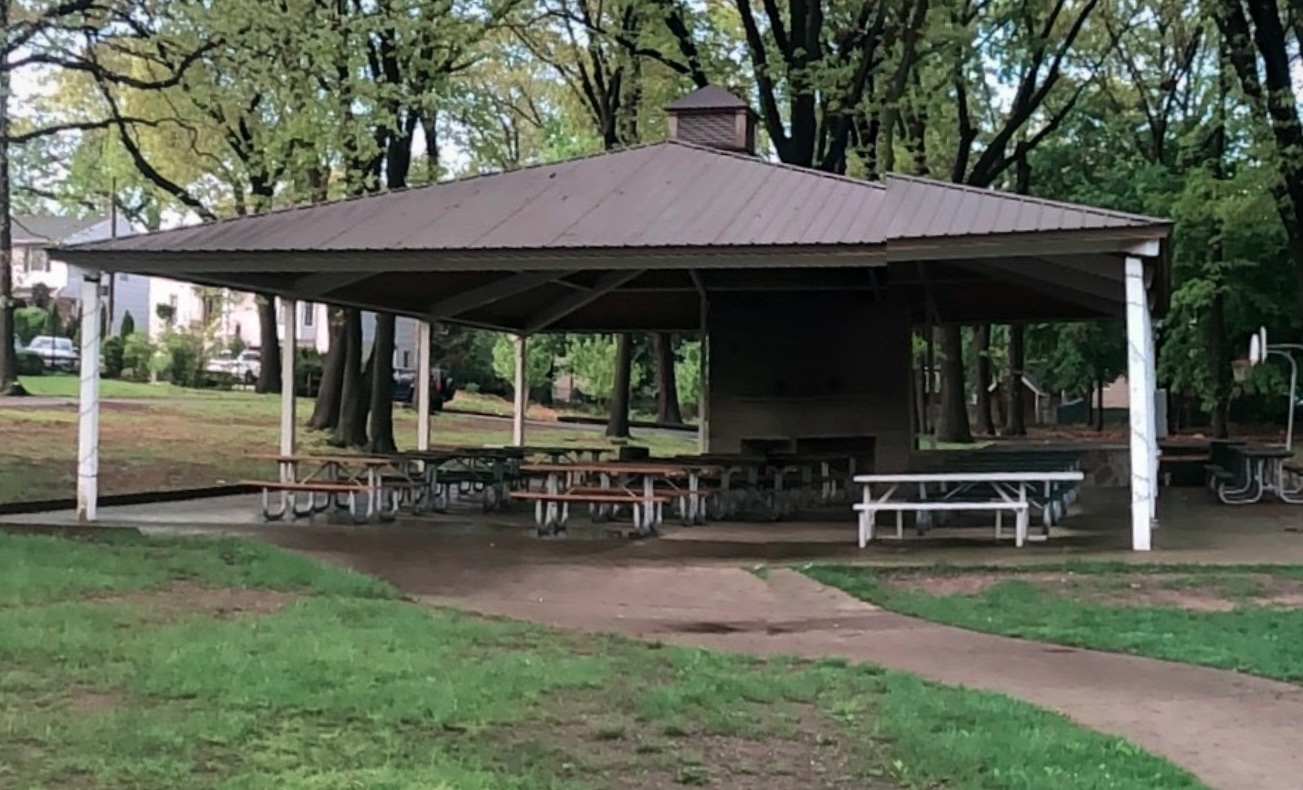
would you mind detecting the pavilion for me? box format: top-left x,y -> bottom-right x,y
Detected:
60,86 -> 1171,550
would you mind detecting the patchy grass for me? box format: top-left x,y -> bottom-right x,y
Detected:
806,563 -> 1303,684
0,534 -> 1203,789
0,393 -> 695,505
18,374 -> 262,400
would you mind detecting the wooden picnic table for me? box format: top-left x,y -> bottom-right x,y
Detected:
388,446 -> 524,512
518,460 -> 716,534
515,445 -> 613,464
246,453 -> 421,522
854,470 -> 1085,548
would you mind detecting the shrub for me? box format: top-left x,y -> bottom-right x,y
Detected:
15,350 -> 43,377
122,334 -> 157,382
14,306 -> 49,345
161,331 -> 206,387
101,335 -> 126,379
119,311 -> 136,338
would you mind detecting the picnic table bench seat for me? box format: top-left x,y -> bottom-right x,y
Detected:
241,478 -> 423,523
510,489 -> 676,535
853,499 -> 1030,547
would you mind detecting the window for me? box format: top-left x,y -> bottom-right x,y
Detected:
302,303 -> 314,327
22,248 -> 50,273
401,350 -> 411,368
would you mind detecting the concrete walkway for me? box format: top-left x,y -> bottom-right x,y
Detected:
414,565 -> 1303,790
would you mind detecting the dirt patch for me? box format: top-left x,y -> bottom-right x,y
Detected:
881,570 -> 1303,612
96,581 -> 296,621
487,697 -> 890,789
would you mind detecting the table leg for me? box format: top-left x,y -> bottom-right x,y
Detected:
642,476 -> 656,535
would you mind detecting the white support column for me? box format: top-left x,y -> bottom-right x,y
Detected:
416,320 -> 432,451
1124,257 -> 1154,551
512,334 -> 527,447
76,273 -> 103,522
1145,313 -> 1160,520
279,298 -> 297,475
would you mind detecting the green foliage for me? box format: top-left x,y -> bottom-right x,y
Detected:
101,335 -> 126,379
119,311 -> 136,339
122,334 -> 157,382
14,306 -> 50,345
490,334 -> 553,393
675,340 -> 702,406
157,331 -> 207,387
564,334 -> 618,400
15,349 -> 44,377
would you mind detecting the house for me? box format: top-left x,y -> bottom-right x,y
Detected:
13,214 -> 144,335
986,374 -> 1053,426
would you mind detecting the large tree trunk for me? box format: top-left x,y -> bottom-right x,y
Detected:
1209,288 -> 1232,439
366,313 -> 397,454
974,324 -> 995,435
606,332 -> 633,438
652,332 -> 682,425
936,325 -> 973,444
0,9 -> 18,397
309,307 -> 347,430
330,309 -> 368,448
1004,324 -> 1027,436
256,295 -> 282,394
1094,378 -> 1105,432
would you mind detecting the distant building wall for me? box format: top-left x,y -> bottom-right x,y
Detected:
706,291 -> 913,472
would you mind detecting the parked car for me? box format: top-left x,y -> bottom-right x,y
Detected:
206,349 -> 262,384
393,366 -> 456,411
26,335 -> 79,372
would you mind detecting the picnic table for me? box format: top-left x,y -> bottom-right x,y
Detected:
509,445 -> 614,464
246,453 -> 422,522
853,469 -> 1085,548
673,453 -> 853,520
1208,443 -> 1303,504
514,461 -> 714,535
392,446 -> 525,512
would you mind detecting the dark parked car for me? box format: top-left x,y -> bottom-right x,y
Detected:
393,366 -> 456,411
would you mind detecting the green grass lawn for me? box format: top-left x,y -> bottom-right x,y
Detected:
0,387 -> 695,505
806,563 -> 1303,684
18,374 -> 259,400
0,534 -> 1203,789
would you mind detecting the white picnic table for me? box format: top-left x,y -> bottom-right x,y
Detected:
853,470 -> 1085,548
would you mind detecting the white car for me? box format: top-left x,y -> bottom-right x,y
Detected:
26,335 -> 79,372
207,349 -> 261,384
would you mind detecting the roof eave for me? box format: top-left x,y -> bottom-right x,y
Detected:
886,225 -> 1171,262
57,243 -> 889,274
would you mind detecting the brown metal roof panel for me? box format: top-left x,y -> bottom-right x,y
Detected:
404,164 -> 574,249
691,157 -> 785,245
484,151 -> 664,247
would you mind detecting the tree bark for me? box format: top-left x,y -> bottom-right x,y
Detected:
936,325 -> 973,443
255,295 -> 282,394
1209,288 -> 1232,439
309,307 -> 347,430
366,313 -> 397,454
652,332 -> 682,425
606,332 -> 633,438
330,309 -> 368,448
1004,324 -> 1027,436
0,0 -> 17,396
974,324 -> 995,435
1094,378 -> 1105,432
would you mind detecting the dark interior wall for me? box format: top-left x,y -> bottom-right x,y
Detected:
706,291 -> 913,471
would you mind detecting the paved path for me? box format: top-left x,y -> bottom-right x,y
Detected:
406,564 -> 1303,790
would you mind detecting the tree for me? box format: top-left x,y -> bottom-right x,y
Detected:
652,332 -> 682,424
309,308 -> 347,431
1216,0 -> 1303,304
606,333 -> 633,437
974,324 -> 995,435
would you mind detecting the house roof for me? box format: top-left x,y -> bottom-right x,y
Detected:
14,215 -> 107,245
885,175 -> 1166,240
71,142 -> 891,255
